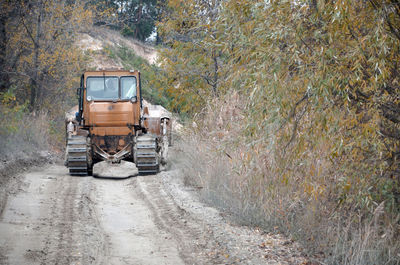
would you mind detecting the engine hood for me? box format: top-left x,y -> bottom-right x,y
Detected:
86,101 -> 139,127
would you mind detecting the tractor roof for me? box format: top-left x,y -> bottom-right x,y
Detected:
84,69 -> 139,76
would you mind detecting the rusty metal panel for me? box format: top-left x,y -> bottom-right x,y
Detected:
144,117 -> 161,136
91,127 -> 133,136
86,101 -> 139,127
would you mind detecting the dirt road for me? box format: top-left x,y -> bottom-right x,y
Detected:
0,161 -> 307,265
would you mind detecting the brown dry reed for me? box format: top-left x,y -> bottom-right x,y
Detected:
178,93 -> 400,265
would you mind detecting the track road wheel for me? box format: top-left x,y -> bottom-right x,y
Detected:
135,135 -> 159,175
66,135 -> 91,176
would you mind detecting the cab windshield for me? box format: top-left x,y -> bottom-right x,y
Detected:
86,76 -> 137,100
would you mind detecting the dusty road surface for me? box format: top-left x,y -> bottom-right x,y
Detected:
0,160 -> 308,265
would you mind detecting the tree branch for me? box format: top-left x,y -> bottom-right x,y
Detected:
20,14 -> 37,47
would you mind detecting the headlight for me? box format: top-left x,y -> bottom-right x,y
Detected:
87,96 -> 92,102
130,96 -> 137,103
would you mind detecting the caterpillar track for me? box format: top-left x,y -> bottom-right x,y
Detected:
135,135 -> 160,175
66,135 -> 92,176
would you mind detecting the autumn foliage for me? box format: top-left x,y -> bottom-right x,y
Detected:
0,0 -> 93,112
158,0 -> 400,263
0,0 -> 94,156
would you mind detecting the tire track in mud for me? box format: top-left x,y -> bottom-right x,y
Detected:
54,176 -> 76,264
135,175 -> 219,265
27,171 -> 109,265
76,184 -> 110,265
91,176 -> 185,265
1,164 -> 188,265
0,162 -> 309,265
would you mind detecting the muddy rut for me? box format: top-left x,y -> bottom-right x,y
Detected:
0,163 -> 308,265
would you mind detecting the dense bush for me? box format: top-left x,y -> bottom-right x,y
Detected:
158,0 -> 400,263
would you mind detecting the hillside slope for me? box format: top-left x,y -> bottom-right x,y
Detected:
77,27 -> 158,69
76,27 -> 169,107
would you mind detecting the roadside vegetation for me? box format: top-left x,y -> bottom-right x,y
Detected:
156,1 -> 400,264
0,0 -> 93,159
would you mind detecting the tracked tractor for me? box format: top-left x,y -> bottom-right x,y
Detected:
65,69 -> 171,176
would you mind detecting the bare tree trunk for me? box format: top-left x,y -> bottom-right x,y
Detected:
212,50 -> 219,97
0,13 -> 9,92
156,30 -> 161,45
30,2 -> 42,112
135,0 -> 143,39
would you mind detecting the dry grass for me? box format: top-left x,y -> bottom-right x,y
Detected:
178,93 -> 400,265
0,108 -> 55,160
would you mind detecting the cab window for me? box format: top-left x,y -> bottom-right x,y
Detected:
121,76 -> 137,100
87,77 -> 119,100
